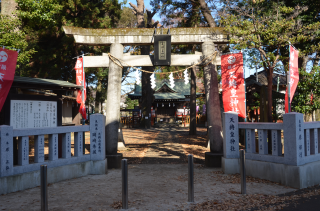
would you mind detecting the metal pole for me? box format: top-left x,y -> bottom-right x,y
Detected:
288,45 -> 291,113
122,159 -> 128,209
243,51 -> 247,152
82,55 -> 86,125
240,149 -> 246,194
40,165 -> 48,211
188,154 -> 194,202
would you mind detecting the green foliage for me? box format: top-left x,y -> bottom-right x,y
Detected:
17,0 -> 63,28
125,97 -> 139,109
117,7 -> 138,28
15,0 -> 122,80
292,67 -> 320,114
220,0 -> 320,121
0,15 -> 35,71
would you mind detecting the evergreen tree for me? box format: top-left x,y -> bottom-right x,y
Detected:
16,0 -> 122,81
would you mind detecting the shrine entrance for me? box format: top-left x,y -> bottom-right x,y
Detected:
63,26 -> 229,168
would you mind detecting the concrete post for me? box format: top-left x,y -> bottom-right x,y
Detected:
203,41 -> 223,167
283,112 -> 305,166
105,43 -> 123,168
0,125 -> 13,177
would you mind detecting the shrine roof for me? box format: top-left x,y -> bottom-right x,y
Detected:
128,79 -> 202,100
11,76 -> 82,91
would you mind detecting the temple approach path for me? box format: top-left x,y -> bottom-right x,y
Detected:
118,127 -> 209,165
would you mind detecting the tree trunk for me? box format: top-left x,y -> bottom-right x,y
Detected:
130,1 -> 156,129
199,0 -> 216,27
189,65 -> 197,135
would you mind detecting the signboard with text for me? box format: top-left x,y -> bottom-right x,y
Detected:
10,100 -> 57,129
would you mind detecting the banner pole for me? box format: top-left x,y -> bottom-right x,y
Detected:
288,46 -> 291,113
242,50 -> 247,152
82,54 -> 85,125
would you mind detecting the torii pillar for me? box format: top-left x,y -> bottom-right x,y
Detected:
202,41 -> 223,167
105,43 -> 123,168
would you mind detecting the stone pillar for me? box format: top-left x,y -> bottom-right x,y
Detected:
105,43 -> 123,168
283,112 -> 305,166
0,125 -> 13,177
202,41 -> 223,167
61,133 -> 71,159
49,134 -> 59,161
34,135 -> 45,163
74,132 -> 84,157
90,114 -> 106,161
223,112 -> 239,159
222,112 -> 240,174
18,136 -> 29,166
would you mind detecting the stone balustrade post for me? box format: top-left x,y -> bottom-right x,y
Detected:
223,112 -> 239,159
49,134 -> 59,161
74,132 -> 84,157
283,112 -> 304,166
18,136 -> 29,165
34,135 -> 45,163
0,125 -> 13,177
90,114 -> 106,161
61,133 -> 71,159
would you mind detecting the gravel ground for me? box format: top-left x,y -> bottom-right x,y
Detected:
0,164 -> 296,211
1,127 -> 320,210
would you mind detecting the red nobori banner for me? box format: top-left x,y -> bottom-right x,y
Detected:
74,57 -> 86,104
0,48 -> 18,112
221,53 -> 246,118
285,45 -> 299,113
79,102 -> 87,120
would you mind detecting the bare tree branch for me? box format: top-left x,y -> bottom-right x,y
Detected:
199,0 -> 216,27
129,2 -> 138,15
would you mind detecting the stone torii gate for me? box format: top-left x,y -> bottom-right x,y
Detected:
63,26 -> 229,168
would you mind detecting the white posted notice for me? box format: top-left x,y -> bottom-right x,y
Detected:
10,100 -> 57,129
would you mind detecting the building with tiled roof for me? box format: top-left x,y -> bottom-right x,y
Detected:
128,79 -> 204,120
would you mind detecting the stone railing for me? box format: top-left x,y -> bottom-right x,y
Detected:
223,112 -> 320,166
0,114 -> 105,177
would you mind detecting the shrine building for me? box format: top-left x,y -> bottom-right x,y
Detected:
128,79 -> 204,122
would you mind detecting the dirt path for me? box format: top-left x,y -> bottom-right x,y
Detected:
119,127 -> 208,165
